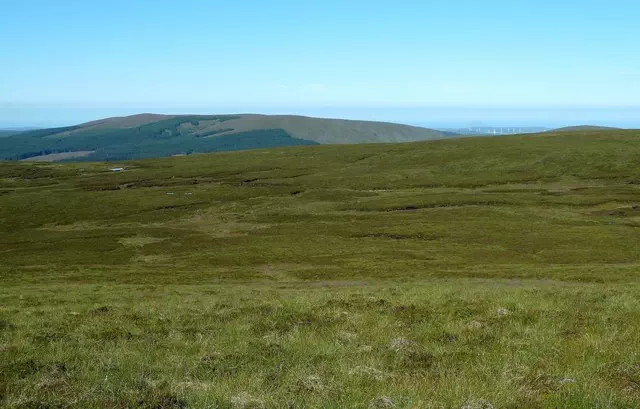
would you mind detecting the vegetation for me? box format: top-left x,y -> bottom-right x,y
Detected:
0,116 -> 316,161
551,126 -> 621,132
0,130 -> 22,138
85,129 -> 318,161
0,114 -> 453,162
1,129 -> 640,408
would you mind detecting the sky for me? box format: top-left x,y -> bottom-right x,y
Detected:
1,0 -> 639,128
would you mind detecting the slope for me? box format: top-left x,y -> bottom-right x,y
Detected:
1,128 -> 638,275
551,125 -> 621,132
0,114 -> 455,161
1,129 -> 640,408
0,130 -> 23,137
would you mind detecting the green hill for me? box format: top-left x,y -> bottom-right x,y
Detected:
0,114 -> 455,162
551,125 -> 621,132
2,129 -> 640,408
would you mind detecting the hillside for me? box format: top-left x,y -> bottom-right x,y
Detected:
2,129 -> 638,272
551,125 -> 621,132
2,129 -> 640,408
0,130 -> 22,137
0,113 -> 454,162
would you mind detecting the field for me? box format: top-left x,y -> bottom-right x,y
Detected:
1,130 -> 640,408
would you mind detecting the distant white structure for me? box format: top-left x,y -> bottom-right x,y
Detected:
110,167 -> 124,172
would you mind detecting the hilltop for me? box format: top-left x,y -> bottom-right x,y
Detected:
551,125 -> 621,132
0,113 -> 454,162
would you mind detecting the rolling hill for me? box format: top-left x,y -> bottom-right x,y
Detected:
2,129 -> 640,408
0,114 -> 456,162
551,125 -> 621,132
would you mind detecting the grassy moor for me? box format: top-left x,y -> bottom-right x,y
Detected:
1,129 -> 640,408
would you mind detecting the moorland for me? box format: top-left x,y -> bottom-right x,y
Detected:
1,129 -> 639,408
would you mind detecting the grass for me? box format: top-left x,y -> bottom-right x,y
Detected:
1,129 -> 640,408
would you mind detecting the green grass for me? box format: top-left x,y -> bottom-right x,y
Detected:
1,130 -> 640,408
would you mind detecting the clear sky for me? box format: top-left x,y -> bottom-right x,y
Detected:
1,0 -> 639,127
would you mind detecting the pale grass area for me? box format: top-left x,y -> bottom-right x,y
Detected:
118,235 -> 168,247
20,150 -> 95,162
180,210 -> 273,238
186,115 -> 448,144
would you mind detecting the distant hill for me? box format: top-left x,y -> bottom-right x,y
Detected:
0,114 -> 456,161
439,126 -> 549,136
0,130 -> 19,137
0,129 -> 31,137
551,125 -> 621,132
0,127 -> 40,137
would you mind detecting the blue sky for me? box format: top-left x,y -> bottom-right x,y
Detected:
1,0 -> 639,127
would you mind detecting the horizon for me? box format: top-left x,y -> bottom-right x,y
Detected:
1,104 -> 640,130
2,1 -> 639,128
